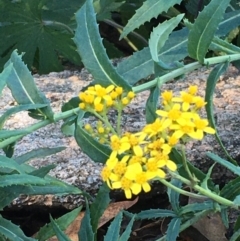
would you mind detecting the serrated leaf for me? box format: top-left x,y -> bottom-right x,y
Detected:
119,214 -> 135,241
117,27 -> 189,85
0,104 -> 47,129
120,0 -> 182,39
78,202 -> 95,241
0,174 -> 49,187
3,50 -> 54,120
0,215 -> 35,241
137,209 -> 176,220
167,179 -> 182,212
221,208 -> 229,229
166,217 -> 181,241
188,0 -> 231,63
221,176 -> 240,200
49,216 -> 72,241
29,164 -> 56,178
207,152 -> 240,175
15,147 -> 66,165
179,201 -> 214,215
36,206 -> 82,241
104,211 -> 122,241
74,0 -> 131,90
149,14 -> 184,69
75,122 -> 111,163
0,0 -> 82,74
145,86 -> 159,124
205,62 -> 236,164
90,184 -> 110,232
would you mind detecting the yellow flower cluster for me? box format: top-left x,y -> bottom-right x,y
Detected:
100,85 -> 215,199
79,84 -> 135,113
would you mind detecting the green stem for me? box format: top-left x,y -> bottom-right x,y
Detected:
0,107 -> 80,149
133,54 -> 240,94
170,172 -> 236,208
158,178 -> 207,200
42,20 -> 74,35
116,106 -> 123,136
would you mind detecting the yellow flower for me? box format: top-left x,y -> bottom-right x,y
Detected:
145,159 -> 166,178
161,90 -> 173,105
125,133 -> 146,156
110,135 -> 131,154
157,104 -> 183,122
149,152 -> 177,171
188,85 -> 198,95
112,176 -> 134,199
127,91 -> 135,99
192,118 -> 216,140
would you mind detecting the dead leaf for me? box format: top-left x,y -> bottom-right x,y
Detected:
49,197 -> 138,241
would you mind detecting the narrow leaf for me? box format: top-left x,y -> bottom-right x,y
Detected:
0,63 -> 8,94
205,62 -> 236,164
0,104 -> 47,129
221,176 -> 240,200
75,123 -> 111,163
0,174 -> 49,187
207,152 -> 240,175
149,14 -> 184,69
137,209 -> 176,220
166,218 -> 181,241
0,215 -> 35,241
188,0 -> 231,62
3,50 -> 54,120
29,164 -> 56,178
49,216 -> 72,241
179,201 -> 214,215
167,179 -> 182,212
119,214 -> 135,241
36,206 -> 82,241
117,27 -> 189,85
15,147 -> 66,164
74,0 -> 131,90
104,212 -> 122,241
90,184 -> 110,232
78,202 -> 95,241
145,86 -> 159,124
120,0 -> 182,39
0,155 -> 26,174
0,129 -> 30,139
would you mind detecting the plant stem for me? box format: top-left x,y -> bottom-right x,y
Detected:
0,107 -> 80,149
42,20 -> 74,35
133,54 -> 240,94
170,172 -> 236,208
158,178 -> 207,200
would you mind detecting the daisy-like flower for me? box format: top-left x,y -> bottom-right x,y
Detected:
192,118 -> 216,140
125,132 -> 147,156
145,159 -> 166,178
110,135 -> 131,155
112,176 -> 134,199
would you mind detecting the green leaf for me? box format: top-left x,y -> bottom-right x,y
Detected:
0,155 -> 26,174
49,216 -> 72,241
234,195 -> 240,206
120,0 -> 182,39
210,36 -> 240,54
221,176 -> 240,200
167,179 -> 181,212
188,0 -> 231,63
145,86 -> 159,124
94,0 -> 124,21
78,201 -> 95,241
104,212 -> 122,241
29,164 -> 56,178
0,104 -> 47,129
137,209 -> 176,220
74,0 -> 131,90
75,122 -> 111,163
149,14 -> 184,69
36,206 -> 82,241
117,27 -> 189,85
185,0 -> 210,17
166,217 -> 181,241
15,147 -> 66,165
0,0 -> 82,74
3,50 -> 54,120
119,214 -> 135,241
207,152 -> 240,175
221,208 -> 229,229
230,228 -> 240,241
0,174 -> 49,187
205,62 -> 236,164
179,201 -> 214,215
90,184 -> 110,232
0,215 -> 36,241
